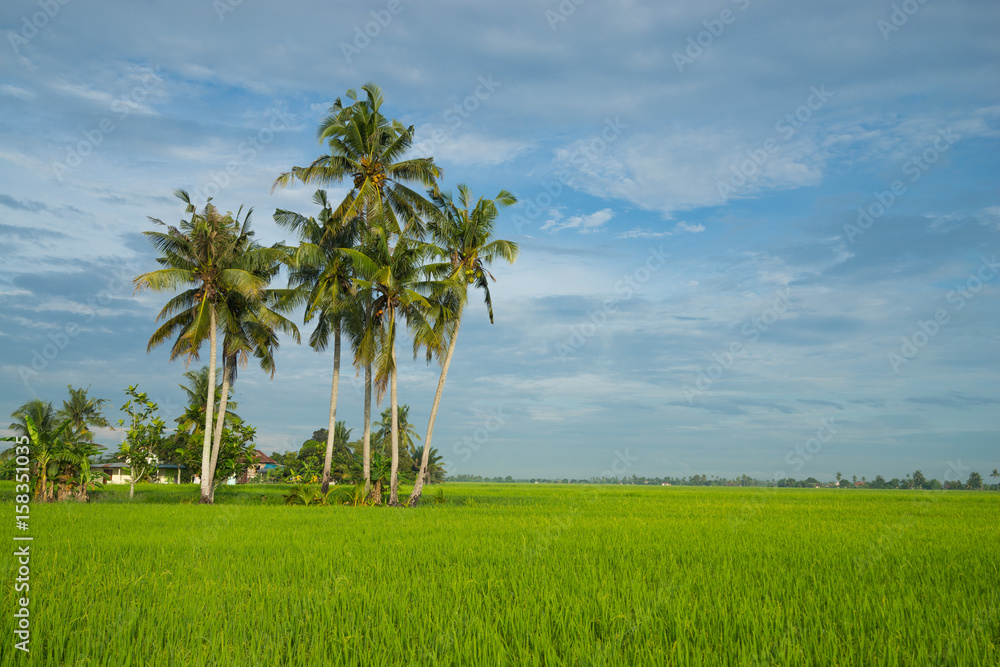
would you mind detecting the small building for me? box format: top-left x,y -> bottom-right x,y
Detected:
238,450 -> 280,484
91,462 -> 185,485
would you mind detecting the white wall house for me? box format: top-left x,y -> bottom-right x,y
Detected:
90,462 -> 186,484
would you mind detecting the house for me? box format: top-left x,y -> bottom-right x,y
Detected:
91,462 -> 186,484
238,450 -> 280,484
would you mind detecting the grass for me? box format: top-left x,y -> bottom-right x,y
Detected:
1,483 -> 997,666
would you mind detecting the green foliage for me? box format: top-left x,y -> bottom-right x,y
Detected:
116,386 -> 166,491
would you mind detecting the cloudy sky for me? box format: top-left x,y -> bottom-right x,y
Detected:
1,0 -> 997,482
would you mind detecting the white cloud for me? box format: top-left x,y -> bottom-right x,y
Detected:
619,221 -> 705,239
542,208 -> 614,234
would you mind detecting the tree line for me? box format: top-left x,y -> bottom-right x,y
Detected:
448,470 -> 998,490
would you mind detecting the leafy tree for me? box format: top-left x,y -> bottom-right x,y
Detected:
8,399 -> 57,440
991,468 -> 999,490
2,414 -> 73,501
912,470 -> 926,489
966,471 -> 983,490
116,386 -> 166,500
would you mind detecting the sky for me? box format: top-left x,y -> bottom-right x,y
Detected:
0,0 -> 997,483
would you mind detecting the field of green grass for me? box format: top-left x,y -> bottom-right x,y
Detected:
2,483 -> 997,666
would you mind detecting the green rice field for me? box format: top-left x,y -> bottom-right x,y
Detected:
2,483 -> 998,666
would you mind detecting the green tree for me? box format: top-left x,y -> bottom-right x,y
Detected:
408,185 -> 518,506
57,385 -> 111,444
134,190 -> 270,503
8,399 -> 57,440
991,468 -> 999,490
966,471 -> 983,490
272,82 -> 440,233
2,414 -> 73,501
912,470 -> 926,489
116,386 -> 166,500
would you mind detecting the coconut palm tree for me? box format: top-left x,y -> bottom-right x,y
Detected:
201,214 -> 299,500
134,190 -> 269,503
991,468 -> 999,491
57,385 -> 111,444
408,444 -> 445,485
272,82 -> 440,235
408,185 -> 518,506
8,398 -> 57,439
345,226 -> 439,504
274,190 -> 358,495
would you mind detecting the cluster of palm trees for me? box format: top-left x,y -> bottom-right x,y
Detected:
2,387 -> 111,501
135,82 -> 518,506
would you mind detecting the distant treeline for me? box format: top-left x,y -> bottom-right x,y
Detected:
447,470 -> 996,490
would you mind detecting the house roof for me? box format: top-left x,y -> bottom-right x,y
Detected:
254,450 -> 278,465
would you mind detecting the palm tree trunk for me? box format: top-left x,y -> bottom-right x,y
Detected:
129,477 -> 135,499
408,317 -> 462,507
388,344 -> 399,505
363,362 -> 372,492
199,309 -> 218,504
208,357 -> 231,502
321,321 -> 342,494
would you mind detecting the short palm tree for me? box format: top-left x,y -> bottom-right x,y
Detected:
408,185 -> 518,506
134,190 -> 269,503
8,399 -> 57,439
57,385 -> 111,444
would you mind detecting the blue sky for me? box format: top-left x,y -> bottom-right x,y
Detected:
1,0 -> 997,482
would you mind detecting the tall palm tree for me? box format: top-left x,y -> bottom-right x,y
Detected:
344,223 -> 440,504
134,190 -> 269,503
275,190 -> 357,495
272,82 -> 440,234
408,185 -> 518,506
174,366 -> 238,436
272,83 -> 440,502
343,294 -> 377,493
991,468 -> 999,490
202,212 -> 299,499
